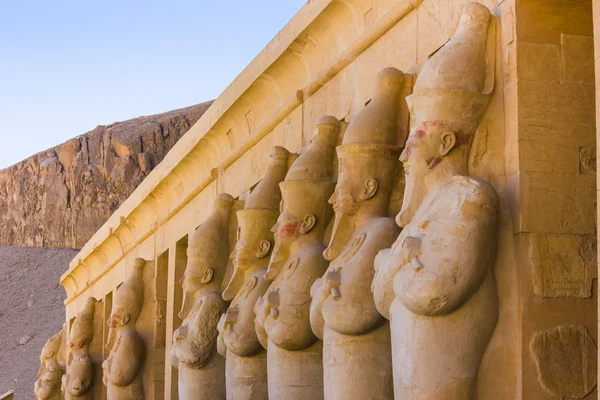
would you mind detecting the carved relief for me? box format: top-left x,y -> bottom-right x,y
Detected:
103,258 -> 146,400
217,146 -> 289,400
254,116 -> 339,399
531,325 -> 597,399
579,147 -> 596,175
171,193 -> 233,399
372,3 -> 498,399
529,234 -> 597,298
309,67 -> 406,400
35,326 -> 66,400
62,298 -> 96,400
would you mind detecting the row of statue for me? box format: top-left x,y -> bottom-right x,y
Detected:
35,3 -> 499,399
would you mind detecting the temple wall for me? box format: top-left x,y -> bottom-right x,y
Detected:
509,1 -> 597,399
58,1 -> 597,399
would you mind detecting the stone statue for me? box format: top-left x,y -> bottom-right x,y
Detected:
103,258 -> 146,400
254,116 -> 339,399
217,146 -> 289,400
372,3 -> 499,399
62,297 -> 96,400
171,193 -> 233,400
309,67 -> 406,400
35,326 -> 66,400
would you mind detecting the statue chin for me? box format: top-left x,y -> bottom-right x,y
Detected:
397,174 -> 427,228
266,243 -> 290,281
324,214 -> 354,261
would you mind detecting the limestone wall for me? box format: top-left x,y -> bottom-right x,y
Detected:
58,1 -> 597,399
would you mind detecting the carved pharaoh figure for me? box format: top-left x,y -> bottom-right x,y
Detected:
254,116 -> 339,399
217,146 -> 289,400
62,297 -> 96,400
309,67 -> 406,400
103,258 -> 146,400
372,3 -> 499,399
35,326 -> 66,400
171,193 -> 233,400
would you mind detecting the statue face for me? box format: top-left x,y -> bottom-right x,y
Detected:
179,270 -> 203,294
230,220 -> 270,270
272,199 -> 302,246
398,121 -> 457,226
328,168 -> 361,217
400,123 -> 444,179
107,305 -> 130,329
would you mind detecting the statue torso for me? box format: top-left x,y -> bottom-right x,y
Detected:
322,217 -> 400,336
264,243 -> 328,350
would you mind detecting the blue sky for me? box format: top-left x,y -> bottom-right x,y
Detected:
0,1 -> 306,170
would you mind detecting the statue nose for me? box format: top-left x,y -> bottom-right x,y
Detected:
399,147 -> 408,163
328,191 -> 336,205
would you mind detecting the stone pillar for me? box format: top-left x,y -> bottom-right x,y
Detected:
507,1 -> 598,398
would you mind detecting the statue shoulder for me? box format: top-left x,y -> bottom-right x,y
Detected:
202,291 -> 227,306
368,217 -> 401,241
444,175 -> 499,213
297,243 -> 327,263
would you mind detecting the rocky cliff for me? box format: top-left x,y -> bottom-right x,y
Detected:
0,101 -> 213,249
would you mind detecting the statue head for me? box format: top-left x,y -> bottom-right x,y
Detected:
35,326 -> 65,399
266,116 -> 339,280
40,326 -> 64,363
106,258 -> 145,348
178,193 -> 234,318
397,3 -> 491,227
68,297 -> 96,352
324,68 -> 405,261
222,147 -> 289,301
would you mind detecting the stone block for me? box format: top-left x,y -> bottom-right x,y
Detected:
518,80 -> 595,132
516,172 -> 595,235
527,233 -> 597,298
561,34 -> 595,83
517,42 -> 560,82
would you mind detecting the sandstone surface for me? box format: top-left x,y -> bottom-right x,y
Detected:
0,101 -> 213,249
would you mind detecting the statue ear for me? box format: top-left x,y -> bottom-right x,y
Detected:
201,268 -> 214,284
299,214 -> 317,234
439,131 -> 456,156
256,240 -> 271,259
122,314 -> 130,325
77,339 -> 84,349
363,178 -> 379,200
48,350 -> 55,357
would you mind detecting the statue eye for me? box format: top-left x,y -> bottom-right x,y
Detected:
236,226 -> 241,241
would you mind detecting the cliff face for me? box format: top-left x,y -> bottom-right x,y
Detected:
0,101 -> 212,249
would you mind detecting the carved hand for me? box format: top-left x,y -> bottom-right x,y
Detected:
174,324 -> 189,341
216,313 -> 228,357
324,267 -> 342,300
265,289 -> 280,319
101,359 -> 108,386
400,236 -> 422,266
224,306 -> 239,329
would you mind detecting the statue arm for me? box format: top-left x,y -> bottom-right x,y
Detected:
309,277 -> 327,340
325,222 -> 400,335
106,334 -> 144,387
170,341 -> 180,370
372,247 -> 398,320
175,294 -> 227,368
396,189 -> 499,316
223,314 -> 263,356
216,314 -> 228,357
222,281 -> 269,357
253,295 -> 270,350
